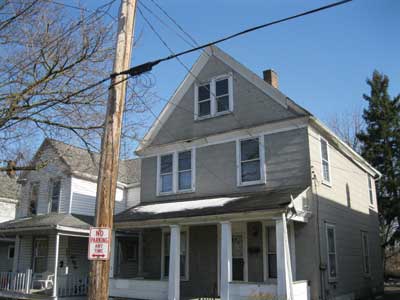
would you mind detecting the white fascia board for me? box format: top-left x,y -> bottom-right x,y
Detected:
138,116 -> 309,158
71,172 -> 128,189
310,117 -> 382,178
56,225 -> 90,234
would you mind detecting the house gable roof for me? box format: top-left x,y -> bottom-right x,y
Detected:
21,139 -> 141,185
136,46 -> 307,153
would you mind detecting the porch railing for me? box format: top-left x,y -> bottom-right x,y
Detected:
0,269 -> 32,294
57,274 -> 89,297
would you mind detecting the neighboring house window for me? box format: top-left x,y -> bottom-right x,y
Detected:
49,179 -> 61,213
33,238 -> 48,273
320,137 -> 331,184
29,183 -> 39,216
237,137 -> 265,186
368,176 -> 374,206
326,223 -> 338,280
265,226 -> 277,278
8,246 -> 14,259
157,150 -> 195,195
194,74 -> 233,119
162,230 -> 188,280
361,231 -> 370,275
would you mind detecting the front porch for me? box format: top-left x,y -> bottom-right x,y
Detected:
110,215 -> 309,300
0,214 -> 91,299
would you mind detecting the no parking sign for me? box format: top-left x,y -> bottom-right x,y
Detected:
88,227 -> 111,260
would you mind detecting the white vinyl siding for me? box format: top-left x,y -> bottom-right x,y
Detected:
157,149 -> 195,196
194,74 -> 233,120
320,137 -> 331,185
326,223 -> 338,281
361,231 -> 370,275
236,136 -> 266,186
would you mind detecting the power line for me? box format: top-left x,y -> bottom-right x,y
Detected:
117,0 -> 353,77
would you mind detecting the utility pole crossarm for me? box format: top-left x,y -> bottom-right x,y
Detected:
88,1 -> 137,300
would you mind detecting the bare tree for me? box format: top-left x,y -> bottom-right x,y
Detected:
0,0 -> 155,171
327,107 -> 364,153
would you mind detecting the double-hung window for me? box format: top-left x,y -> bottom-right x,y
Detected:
33,238 -> 48,273
49,179 -> 61,213
162,230 -> 189,280
195,74 -> 233,119
326,223 -> 338,281
237,137 -> 265,186
368,176 -> 374,206
265,226 -> 277,279
29,183 -> 39,216
160,154 -> 174,194
158,150 -> 195,195
361,231 -> 370,275
320,137 -> 331,184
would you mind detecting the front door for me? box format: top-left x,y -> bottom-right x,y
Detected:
181,225 -> 218,299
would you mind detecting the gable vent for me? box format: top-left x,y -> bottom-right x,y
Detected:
263,69 -> 279,89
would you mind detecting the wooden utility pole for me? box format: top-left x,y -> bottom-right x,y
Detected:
88,1 -> 137,300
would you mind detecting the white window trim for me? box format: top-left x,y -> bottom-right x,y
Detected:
7,245 -> 14,260
368,176 -> 374,207
48,178 -> 61,214
194,73 -> 233,120
156,149 -> 196,196
32,237 -> 48,273
160,227 -> 190,281
325,223 -> 338,282
319,136 -> 332,187
236,136 -> 266,187
361,231 -> 370,276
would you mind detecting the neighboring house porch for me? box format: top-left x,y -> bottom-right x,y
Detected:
110,187 -> 311,300
0,213 -> 91,300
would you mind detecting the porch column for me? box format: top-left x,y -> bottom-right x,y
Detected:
12,235 -> 20,272
52,233 -> 60,298
276,213 -> 293,300
168,225 -> 180,300
220,221 -> 232,300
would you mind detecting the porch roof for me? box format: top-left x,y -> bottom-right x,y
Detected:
0,213 -> 93,233
115,186 -> 306,223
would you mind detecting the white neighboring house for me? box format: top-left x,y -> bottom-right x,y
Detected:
0,173 -> 20,273
0,139 -> 140,299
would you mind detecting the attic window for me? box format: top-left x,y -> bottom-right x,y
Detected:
195,74 -> 233,119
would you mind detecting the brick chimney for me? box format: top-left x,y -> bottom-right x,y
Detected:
263,69 -> 279,89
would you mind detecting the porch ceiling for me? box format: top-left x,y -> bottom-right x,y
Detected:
115,186 -> 307,225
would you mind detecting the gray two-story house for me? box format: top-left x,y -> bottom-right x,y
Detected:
0,139 -> 140,299
109,46 -> 383,300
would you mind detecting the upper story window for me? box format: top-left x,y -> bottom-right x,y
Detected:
29,183 -> 39,216
368,176 -> 374,206
326,223 -> 338,281
320,137 -> 331,185
237,136 -> 266,186
194,74 -> 233,120
158,149 -> 195,195
49,179 -> 61,213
